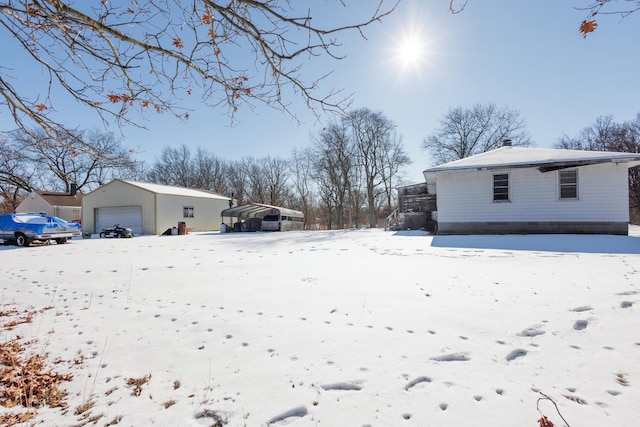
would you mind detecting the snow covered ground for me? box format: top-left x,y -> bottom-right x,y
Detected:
1,228 -> 639,426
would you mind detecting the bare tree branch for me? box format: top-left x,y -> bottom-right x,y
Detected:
0,0 -> 400,143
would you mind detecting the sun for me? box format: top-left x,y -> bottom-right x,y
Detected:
390,28 -> 434,74
397,35 -> 426,67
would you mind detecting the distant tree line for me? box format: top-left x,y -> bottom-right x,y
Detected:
144,108 -> 411,229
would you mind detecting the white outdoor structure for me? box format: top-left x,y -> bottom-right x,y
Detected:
16,190 -> 83,223
82,180 -> 231,236
423,146 -> 640,235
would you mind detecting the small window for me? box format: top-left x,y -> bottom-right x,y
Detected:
493,173 -> 509,202
183,207 -> 194,218
559,170 -> 578,199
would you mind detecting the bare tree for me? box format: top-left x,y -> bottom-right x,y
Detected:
192,148 -> 229,194
6,128 -> 141,192
349,108 -> 405,228
377,134 -> 410,213
290,147 -> 315,229
422,103 -> 532,165
244,157 -> 270,204
146,145 -> 194,187
226,159 -> 248,204
0,1 -> 399,147
242,157 -> 293,205
0,138 -> 40,212
262,157 -> 293,206
311,120 -> 356,228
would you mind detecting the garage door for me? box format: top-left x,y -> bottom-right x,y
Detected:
96,206 -> 143,236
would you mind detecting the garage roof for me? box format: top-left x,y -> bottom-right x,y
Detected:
122,180 -> 230,200
221,203 -> 304,220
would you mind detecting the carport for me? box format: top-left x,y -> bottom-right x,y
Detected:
221,202 -> 303,232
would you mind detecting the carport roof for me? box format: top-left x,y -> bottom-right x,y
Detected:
221,203 -> 303,220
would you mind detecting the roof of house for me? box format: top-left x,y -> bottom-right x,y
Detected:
35,191 -> 83,207
423,146 -> 640,175
120,180 -> 230,201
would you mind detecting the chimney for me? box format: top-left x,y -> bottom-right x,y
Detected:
70,183 -> 78,197
502,139 -> 512,147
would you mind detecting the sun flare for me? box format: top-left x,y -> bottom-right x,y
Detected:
398,36 -> 425,66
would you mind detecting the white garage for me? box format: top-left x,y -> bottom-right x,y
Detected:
95,206 -> 143,236
82,180 -> 232,236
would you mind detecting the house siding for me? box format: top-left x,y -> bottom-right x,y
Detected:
435,163 -> 630,234
155,195 -> 228,233
16,194 -> 54,216
16,193 -> 82,222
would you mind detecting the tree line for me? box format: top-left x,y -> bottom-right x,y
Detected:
145,108 -> 410,229
0,108 -> 411,230
2,104 -> 639,226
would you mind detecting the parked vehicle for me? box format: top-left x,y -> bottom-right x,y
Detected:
0,213 -> 82,246
261,214 -> 304,232
99,224 -> 134,238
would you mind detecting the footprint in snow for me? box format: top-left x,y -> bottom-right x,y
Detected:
505,349 -> 528,361
431,353 -> 470,362
573,320 -> 589,331
518,326 -> 545,337
405,376 -> 432,391
321,382 -> 362,391
571,306 -> 593,312
266,406 -> 308,425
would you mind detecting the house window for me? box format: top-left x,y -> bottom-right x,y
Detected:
183,207 -> 194,218
493,173 -> 509,202
559,170 -> 578,199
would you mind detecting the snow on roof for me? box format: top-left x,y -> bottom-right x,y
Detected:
121,180 -> 230,200
423,146 -> 640,174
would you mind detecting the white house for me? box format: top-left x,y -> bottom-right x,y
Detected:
81,180 -> 232,236
423,146 -> 640,235
16,188 -> 83,223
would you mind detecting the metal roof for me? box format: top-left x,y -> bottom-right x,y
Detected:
221,202 -> 304,220
121,180 -> 230,200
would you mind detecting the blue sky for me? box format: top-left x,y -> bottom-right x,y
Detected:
3,1 -> 639,183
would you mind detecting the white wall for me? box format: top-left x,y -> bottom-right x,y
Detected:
435,163 -> 630,223
156,195 -> 228,232
82,181 -> 154,234
16,194 -> 54,216
16,193 -> 81,222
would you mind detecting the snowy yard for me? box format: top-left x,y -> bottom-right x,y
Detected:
1,228 -> 639,426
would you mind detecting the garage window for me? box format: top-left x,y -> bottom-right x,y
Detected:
183,207 -> 194,218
